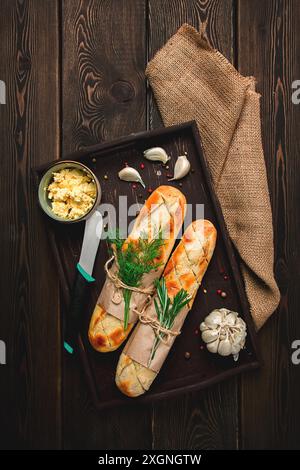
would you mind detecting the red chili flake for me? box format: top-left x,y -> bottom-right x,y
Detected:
219,268 -> 225,275
223,274 -> 229,281
221,291 -> 227,298
147,188 -> 153,193
140,163 -> 145,170
184,351 -> 191,359
132,184 -> 137,189
217,289 -> 222,295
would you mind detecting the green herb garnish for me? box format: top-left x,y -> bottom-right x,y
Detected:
149,278 -> 191,365
108,229 -> 164,330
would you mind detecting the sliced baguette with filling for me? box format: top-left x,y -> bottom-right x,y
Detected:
88,186 -> 186,353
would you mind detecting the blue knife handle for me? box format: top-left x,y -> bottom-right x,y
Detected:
64,263 -> 95,355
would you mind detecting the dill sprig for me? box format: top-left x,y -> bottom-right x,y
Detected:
149,278 -> 191,365
108,229 -> 164,330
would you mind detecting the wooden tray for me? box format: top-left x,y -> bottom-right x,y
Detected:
33,121 -> 260,410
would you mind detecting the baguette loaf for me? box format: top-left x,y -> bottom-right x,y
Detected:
115,219 -> 217,397
88,186 -> 186,353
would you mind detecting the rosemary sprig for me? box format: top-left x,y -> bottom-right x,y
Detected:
149,278 -> 191,365
108,229 -> 164,330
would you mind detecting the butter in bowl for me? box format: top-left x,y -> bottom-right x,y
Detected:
38,160 -> 101,223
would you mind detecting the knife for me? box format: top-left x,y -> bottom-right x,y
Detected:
64,207 -> 103,355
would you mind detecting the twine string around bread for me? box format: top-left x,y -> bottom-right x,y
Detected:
133,299 -> 181,345
104,255 -> 154,295
105,255 -> 181,343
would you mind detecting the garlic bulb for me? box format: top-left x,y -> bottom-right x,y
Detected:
143,147 -> 170,164
168,155 -> 191,181
118,167 -> 145,188
200,308 -> 247,361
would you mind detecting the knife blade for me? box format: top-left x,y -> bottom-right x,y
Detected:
64,207 -> 103,355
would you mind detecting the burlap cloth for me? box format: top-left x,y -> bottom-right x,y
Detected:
146,24 -> 280,330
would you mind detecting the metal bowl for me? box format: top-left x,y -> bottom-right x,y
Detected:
38,160 -> 101,223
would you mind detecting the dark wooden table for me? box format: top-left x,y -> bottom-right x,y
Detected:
0,0 -> 299,450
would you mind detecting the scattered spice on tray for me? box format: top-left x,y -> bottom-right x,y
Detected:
221,291 -> 227,298
184,351 -> 191,360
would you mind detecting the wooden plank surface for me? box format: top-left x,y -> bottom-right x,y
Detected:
147,0 -> 238,449
237,0 -> 300,449
0,0 -> 299,450
61,0 -> 152,449
0,0 -> 61,449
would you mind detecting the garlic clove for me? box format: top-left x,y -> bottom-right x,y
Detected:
202,329 -> 219,344
204,309 -> 222,328
206,339 -> 219,354
218,339 -> 232,356
200,321 -> 209,332
168,155 -> 191,181
236,317 -> 246,330
231,342 -> 242,355
143,147 -> 170,164
118,167 -> 145,188
225,312 -> 238,326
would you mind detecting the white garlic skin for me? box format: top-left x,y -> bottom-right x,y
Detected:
118,167 -> 145,188
201,308 -> 247,360
218,339 -> 232,356
143,147 -> 170,164
168,155 -> 191,181
202,329 -> 219,343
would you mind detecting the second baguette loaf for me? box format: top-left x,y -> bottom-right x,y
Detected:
115,219 -> 217,397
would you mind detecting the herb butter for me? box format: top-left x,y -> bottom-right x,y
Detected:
47,168 -> 96,220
